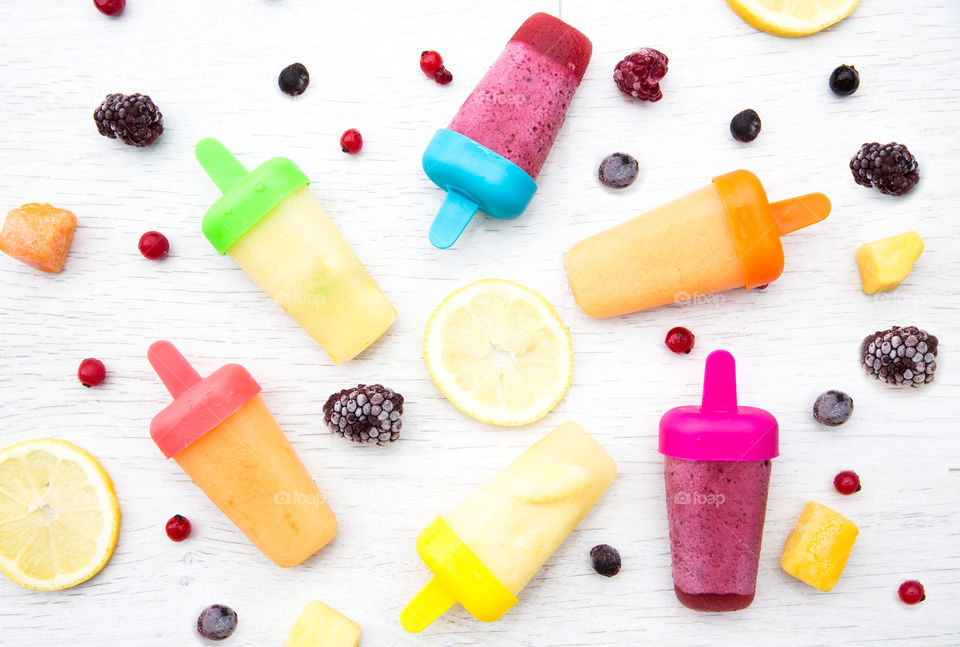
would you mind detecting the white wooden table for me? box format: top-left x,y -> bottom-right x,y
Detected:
1,1 -> 958,645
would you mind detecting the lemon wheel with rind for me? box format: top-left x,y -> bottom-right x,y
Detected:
727,0 -> 862,37
0,438 -> 120,591
423,279 -> 573,426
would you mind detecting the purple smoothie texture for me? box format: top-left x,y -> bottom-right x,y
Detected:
447,40 -> 580,180
664,456 -> 771,611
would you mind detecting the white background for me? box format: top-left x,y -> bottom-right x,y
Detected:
0,1 -> 958,645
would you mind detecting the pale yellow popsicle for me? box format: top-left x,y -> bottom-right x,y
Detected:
444,421 -> 617,595
227,186 -> 396,363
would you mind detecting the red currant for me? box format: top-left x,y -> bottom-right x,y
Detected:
833,470 -> 861,495
420,51 -> 443,76
433,67 -> 453,85
898,580 -> 925,605
165,514 -> 192,542
93,0 -> 125,16
665,327 -> 695,354
138,231 -> 169,260
340,128 -> 363,154
77,358 -> 106,387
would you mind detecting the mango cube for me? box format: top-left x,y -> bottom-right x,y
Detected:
856,231 -> 924,294
781,501 -> 858,592
283,601 -> 360,647
0,203 -> 77,273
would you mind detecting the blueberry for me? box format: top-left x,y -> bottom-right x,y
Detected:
590,544 -> 621,577
278,63 -> 310,96
829,65 -> 860,97
812,390 -> 854,426
730,109 -> 761,143
598,153 -> 639,189
197,604 -> 238,641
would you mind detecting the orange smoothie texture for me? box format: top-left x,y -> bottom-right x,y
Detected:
174,396 -> 337,567
565,184 -> 745,317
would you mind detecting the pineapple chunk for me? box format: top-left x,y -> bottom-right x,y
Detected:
781,501 -> 858,592
283,601 -> 360,647
856,231 -> 924,294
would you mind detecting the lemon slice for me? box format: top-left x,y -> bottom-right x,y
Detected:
0,439 -> 120,591
424,279 -> 573,426
727,0 -> 862,37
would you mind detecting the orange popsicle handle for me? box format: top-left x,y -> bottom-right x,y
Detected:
771,193 -> 831,236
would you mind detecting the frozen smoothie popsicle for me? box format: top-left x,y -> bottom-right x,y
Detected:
148,341 -> 336,567
196,138 -> 396,364
424,13 -> 592,248
659,350 -> 778,611
400,422 -> 616,632
565,170 -> 831,317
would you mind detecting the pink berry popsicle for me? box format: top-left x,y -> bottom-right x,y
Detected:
565,171 -> 830,317
659,350 -> 778,611
424,13 -> 592,248
148,341 -> 337,567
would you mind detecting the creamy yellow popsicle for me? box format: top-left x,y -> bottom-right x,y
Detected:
401,422 -> 616,631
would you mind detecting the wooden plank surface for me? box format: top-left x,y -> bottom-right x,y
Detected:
0,1 -> 957,645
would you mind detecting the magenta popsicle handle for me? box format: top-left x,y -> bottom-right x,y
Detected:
701,350 -> 738,411
148,340 -> 202,397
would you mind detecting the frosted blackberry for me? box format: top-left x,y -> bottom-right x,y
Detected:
860,326 -> 937,387
94,93 -> 163,147
197,604 -> 237,641
850,142 -> 919,196
323,384 -> 403,444
812,390 -> 853,426
590,544 -> 621,577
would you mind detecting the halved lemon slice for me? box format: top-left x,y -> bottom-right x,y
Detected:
424,279 -> 573,426
727,0 -> 862,37
0,439 -> 120,590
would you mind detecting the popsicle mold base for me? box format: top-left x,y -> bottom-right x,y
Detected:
424,129 -> 537,249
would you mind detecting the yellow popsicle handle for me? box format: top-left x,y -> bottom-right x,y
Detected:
400,577 -> 456,634
771,192 -> 831,236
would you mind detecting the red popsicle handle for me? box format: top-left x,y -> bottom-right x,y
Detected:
148,340 -> 202,398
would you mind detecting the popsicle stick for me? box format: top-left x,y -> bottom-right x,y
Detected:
771,192 -> 831,236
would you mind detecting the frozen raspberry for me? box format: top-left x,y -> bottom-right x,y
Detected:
590,544 -> 621,577
850,143 -> 919,196
433,67 -> 453,85
94,93 -> 163,147
613,48 -> 668,102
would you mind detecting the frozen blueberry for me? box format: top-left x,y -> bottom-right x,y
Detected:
598,153 -> 639,189
197,604 -> 238,641
730,109 -> 761,143
278,63 -> 310,96
590,544 -> 621,577
812,390 -> 854,426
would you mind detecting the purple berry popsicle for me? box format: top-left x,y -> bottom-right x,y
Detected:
660,350 -> 779,611
423,13 -> 591,248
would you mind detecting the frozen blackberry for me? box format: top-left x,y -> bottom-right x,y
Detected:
590,544 -> 621,577
278,63 -> 310,96
613,48 -> 668,102
598,153 -> 639,188
860,326 -> 937,387
850,142 -> 919,196
323,384 -> 403,444
197,604 -> 237,641
93,93 -> 163,147
813,390 -> 854,426
730,109 -> 761,142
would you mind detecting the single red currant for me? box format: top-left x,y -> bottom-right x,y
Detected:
93,0 -> 125,16
420,50 -> 443,76
833,470 -> 861,495
665,327 -> 695,354
340,129 -> 363,154
138,231 -> 170,260
165,514 -> 192,542
77,358 -> 106,387
898,580 -> 925,605
433,67 -> 453,85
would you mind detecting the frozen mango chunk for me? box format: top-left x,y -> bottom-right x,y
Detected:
283,601 -> 360,647
0,203 -> 77,273
781,501 -> 858,592
856,231 -> 924,294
